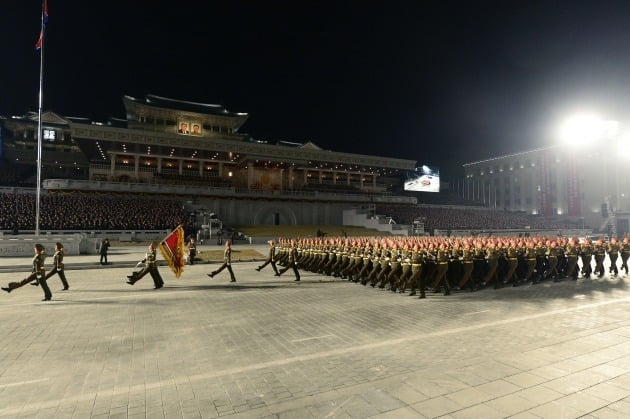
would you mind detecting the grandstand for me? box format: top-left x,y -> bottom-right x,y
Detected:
0,94 -> 598,242
0,95 -> 420,240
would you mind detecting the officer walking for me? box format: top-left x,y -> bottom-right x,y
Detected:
2,244 -> 52,301
208,240 -> 236,282
45,242 -> 69,290
126,242 -> 164,289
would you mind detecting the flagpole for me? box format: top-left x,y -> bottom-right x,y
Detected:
35,0 -> 46,236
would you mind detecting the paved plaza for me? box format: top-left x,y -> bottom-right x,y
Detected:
2,245 -> 630,418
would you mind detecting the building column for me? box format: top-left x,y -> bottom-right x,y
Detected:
248,164 -> 254,189
373,175 -> 377,188
347,172 -> 351,185
157,157 -> 162,174
288,166 -> 293,189
199,161 -> 203,178
178,159 -> 183,175
304,169 -> 308,185
318,171 -> 323,184
134,155 -> 140,180
218,162 -> 223,177
110,153 -> 116,180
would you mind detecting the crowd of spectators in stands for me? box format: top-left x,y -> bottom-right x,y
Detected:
0,192 -> 194,231
375,205 -> 580,232
0,162 -> 34,187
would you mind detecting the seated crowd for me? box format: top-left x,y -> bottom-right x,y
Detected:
0,192 -> 193,231
375,205 -> 580,231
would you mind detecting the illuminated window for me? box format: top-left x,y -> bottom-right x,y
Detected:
43,129 -> 56,141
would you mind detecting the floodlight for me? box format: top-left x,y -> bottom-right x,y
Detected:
616,134 -> 630,159
559,114 -> 604,145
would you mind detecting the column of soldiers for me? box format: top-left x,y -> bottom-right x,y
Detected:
263,235 -> 629,298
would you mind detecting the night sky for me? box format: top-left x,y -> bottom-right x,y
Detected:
3,1 -> 630,178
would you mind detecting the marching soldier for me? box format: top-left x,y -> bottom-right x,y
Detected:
545,240 -> 561,281
458,241 -> 476,290
502,239 -> 519,286
593,240 -> 606,278
580,238 -> 593,279
278,240 -> 300,281
44,242 -> 69,290
256,240 -> 280,276
607,237 -> 620,277
2,243 -> 52,301
407,245 -> 426,298
621,237 -> 630,275
565,238 -> 580,280
483,242 -> 501,289
208,240 -> 236,282
533,238 -> 548,283
127,242 -> 164,289
431,244 -> 451,295
522,240 -> 537,284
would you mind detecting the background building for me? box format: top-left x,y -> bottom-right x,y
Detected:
0,94 -> 417,231
463,145 -> 630,237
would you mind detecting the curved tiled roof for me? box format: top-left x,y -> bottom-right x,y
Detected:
125,94 -> 248,118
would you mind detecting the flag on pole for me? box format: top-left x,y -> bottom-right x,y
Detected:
35,0 -> 49,50
159,225 -> 186,278
35,30 -> 44,50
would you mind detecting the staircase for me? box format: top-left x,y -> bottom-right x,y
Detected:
342,208 -> 410,236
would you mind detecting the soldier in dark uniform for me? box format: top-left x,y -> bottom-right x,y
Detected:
522,239 -> 537,284
580,238 -> 593,279
422,244 -> 438,293
256,240 -> 280,276
607,237 -> 620,277
446,242 -> 462,291
533,238 -> 548,283
384,244 -> 403,291
357,242 -> 375,285
208,240 -> 236,282
593,240 -> 606,278
565,238 -> 580,280
406,245 -> 425,298
458,241 -> 476,290
502,239 -> 520,286
395,245 -> 413,293
2,243 -> 52,301
431,244 -> 452,295
186,237 -> 197,265
471,241 -> 487,288
545,240 -> 561,281
278,240 -> 300,281
99,238 -> 110,265
483,242 -> 501,289
374,243 -> 393,288
44,242 -> 69,290
363,243 -> 384,286
621,237 -> 630,275
126,242 -> 164,289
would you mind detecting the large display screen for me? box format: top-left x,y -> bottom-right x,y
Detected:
404,165 -> 440,192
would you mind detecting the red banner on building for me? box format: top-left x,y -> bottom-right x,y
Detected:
538,151 -> 553,216
566,152 -> 581,216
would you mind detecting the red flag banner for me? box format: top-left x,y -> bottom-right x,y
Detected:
159,225 -> 186,278
35,0 -> 49,50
